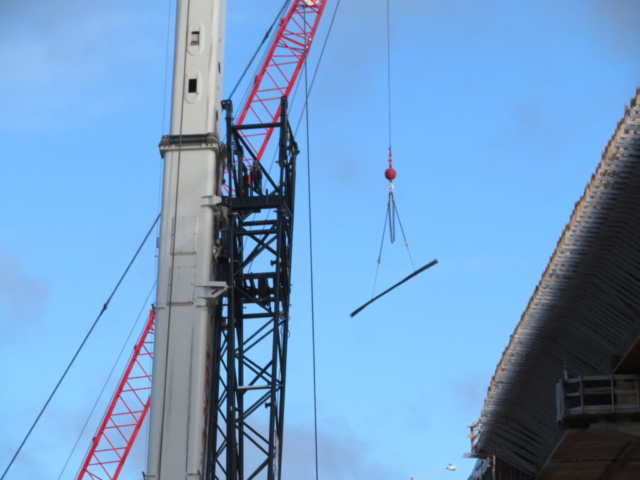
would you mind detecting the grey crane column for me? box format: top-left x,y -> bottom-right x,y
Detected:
146,0 -> 227,478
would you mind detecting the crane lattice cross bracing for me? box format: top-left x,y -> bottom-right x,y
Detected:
77,310 -> 155,480
235,0 -> 326,163
206,2 -> 326,478
205,96 -> 298,480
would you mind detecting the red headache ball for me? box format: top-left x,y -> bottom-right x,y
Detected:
385,168 -> 397,180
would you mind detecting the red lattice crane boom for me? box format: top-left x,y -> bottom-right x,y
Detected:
236,0 -> 327,163
77,309 -> 155,480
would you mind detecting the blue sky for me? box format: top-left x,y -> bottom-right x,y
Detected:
1,1 -> 640,479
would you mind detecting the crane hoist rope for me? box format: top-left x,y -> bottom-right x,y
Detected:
371,0 -> 416,296
354,0 -> 438,317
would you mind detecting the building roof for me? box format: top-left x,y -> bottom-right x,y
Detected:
469,88 -> 640,475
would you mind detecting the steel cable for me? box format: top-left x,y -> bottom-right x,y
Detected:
302,7 -> 321,480
392,199 -> 416,271
156,0 -> 193,472
386,0 -> 393,151
371,201 -> 390,298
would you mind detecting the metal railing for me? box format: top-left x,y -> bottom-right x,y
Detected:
557,374 -> 640,423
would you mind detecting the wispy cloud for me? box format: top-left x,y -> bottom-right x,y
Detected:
0,436 -> 47,479
588,0 -> 640,53
0,249 -> 49,322
0,2 -> 166,131
283,421 -> 397,480
451,372 -> 490,414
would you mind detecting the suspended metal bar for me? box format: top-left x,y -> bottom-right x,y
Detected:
351,260 -> 439,318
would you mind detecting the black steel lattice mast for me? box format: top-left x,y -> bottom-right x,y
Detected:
205,97 -> 298,480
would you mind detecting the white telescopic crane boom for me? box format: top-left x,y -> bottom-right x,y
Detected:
146,0 -> 227,478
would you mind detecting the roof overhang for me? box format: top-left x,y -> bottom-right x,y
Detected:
469,88 -> 640,476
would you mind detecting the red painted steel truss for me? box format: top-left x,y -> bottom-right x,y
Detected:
235,0 -> 327,164
77,309 -> 155,480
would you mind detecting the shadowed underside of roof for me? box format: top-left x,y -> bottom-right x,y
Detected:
469,87 -> 640,476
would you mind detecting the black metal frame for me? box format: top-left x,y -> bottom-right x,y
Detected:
205,96 -> 298,480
